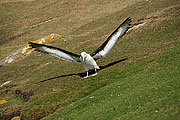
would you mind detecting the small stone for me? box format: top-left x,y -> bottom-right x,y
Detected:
90,96 -> 94,99
53,88 -> 56,92
155,108 -> 159,113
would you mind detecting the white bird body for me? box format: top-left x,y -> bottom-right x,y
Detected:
29,17 -> 131,78
80,52 -> 100,77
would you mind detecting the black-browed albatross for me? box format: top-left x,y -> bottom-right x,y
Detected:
29,17 -> 131,78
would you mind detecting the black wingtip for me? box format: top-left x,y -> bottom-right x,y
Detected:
28,42 -> 41,48
127,17 -> 131,21
28,42 -> 33,48
120,17 -> 131,30
28,42 -> 33,47
124,17 -> 132,25
28,42 -> 37,45
28,42 -> 33,44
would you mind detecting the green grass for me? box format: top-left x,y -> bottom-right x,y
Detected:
43,45 -> 180,120
0,0 -> 180,119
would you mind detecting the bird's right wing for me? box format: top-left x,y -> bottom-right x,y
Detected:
29,43 -> 81,62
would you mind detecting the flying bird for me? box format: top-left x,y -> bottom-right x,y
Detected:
29,17 -> 131,78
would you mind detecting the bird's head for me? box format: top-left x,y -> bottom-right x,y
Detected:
80,52 -> 87,62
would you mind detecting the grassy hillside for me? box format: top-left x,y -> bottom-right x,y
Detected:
0,0 -> 180,119
44,45 -> 180,120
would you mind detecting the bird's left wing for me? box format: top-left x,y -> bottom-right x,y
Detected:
91,17 -> 131,60
29,43 -> 81,62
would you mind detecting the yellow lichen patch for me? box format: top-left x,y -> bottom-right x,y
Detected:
11,116 -> 21,120
0,100 -> 7,104
0,33 -> 62,66
21,33 -> 62,55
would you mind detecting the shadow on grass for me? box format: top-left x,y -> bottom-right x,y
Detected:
38,58 -> 128,83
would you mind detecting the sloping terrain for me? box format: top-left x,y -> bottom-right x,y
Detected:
0,0 -> 180,119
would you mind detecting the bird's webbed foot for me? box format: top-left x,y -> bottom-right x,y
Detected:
82,76 -> 90,79
90,73 -> 98,76
82,71 -> 89,79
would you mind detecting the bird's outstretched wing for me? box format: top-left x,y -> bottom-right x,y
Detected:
90,17 -> 131,60
28,43 -> 81,62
